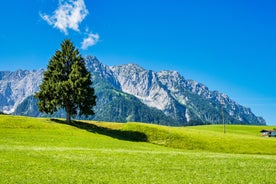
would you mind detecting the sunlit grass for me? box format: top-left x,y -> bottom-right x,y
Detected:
0,115 -> 275,183
122,123 -> 276,154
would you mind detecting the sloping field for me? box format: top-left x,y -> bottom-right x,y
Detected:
121,123 -> 276,154
0,115 -> 275,183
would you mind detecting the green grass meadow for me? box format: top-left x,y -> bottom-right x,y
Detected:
0,115 -> 275,183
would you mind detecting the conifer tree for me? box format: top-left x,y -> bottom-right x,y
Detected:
35,39 -> 96,123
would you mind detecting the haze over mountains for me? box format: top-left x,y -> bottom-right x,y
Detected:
0,56 -> 266,126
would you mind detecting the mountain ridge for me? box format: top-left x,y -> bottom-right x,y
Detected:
0,69 -> 44,114
0,56 -> 266,125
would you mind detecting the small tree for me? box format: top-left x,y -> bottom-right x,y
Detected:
35,39 -> 96,123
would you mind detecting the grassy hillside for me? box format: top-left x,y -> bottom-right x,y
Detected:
121,123 -> 276,154
0,115 -> 275,183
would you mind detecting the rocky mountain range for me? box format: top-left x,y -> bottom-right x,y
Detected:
0,56 -> 266,126
0,69 -> 44,113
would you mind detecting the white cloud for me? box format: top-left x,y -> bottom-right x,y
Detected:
40,0 -> 88,35
40,0 -> 100,49
81,33 -> 99,50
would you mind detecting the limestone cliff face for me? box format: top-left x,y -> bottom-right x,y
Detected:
0,69 -> 43,113
111,64 -> 171,111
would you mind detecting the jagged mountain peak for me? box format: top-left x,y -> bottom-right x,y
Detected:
158,70 -> 182,77
157,70 -> 186,89
85,56 -> 108,72
84,56 -> 121,90
111,63 -> 146,74
0,69 -> 43,81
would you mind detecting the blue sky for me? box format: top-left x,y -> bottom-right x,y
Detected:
0,0 -> 275,125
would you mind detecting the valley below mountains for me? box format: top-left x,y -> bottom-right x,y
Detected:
0,56 -> 266,126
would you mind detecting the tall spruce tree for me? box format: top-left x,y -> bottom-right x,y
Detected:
35,39 -> 96,123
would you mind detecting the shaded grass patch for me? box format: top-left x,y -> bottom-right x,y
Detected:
50,118 -> 147,142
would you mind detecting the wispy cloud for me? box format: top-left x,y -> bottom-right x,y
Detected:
40,0 -> 89,35
40,0 -> 99,50
81,33 -> 99,50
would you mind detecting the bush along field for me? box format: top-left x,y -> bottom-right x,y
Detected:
0,115 -> 275,183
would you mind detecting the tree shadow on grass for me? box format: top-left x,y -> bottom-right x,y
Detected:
50,119 -> 148,142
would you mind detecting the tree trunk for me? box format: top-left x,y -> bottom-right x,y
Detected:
66,105 -> 71,124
